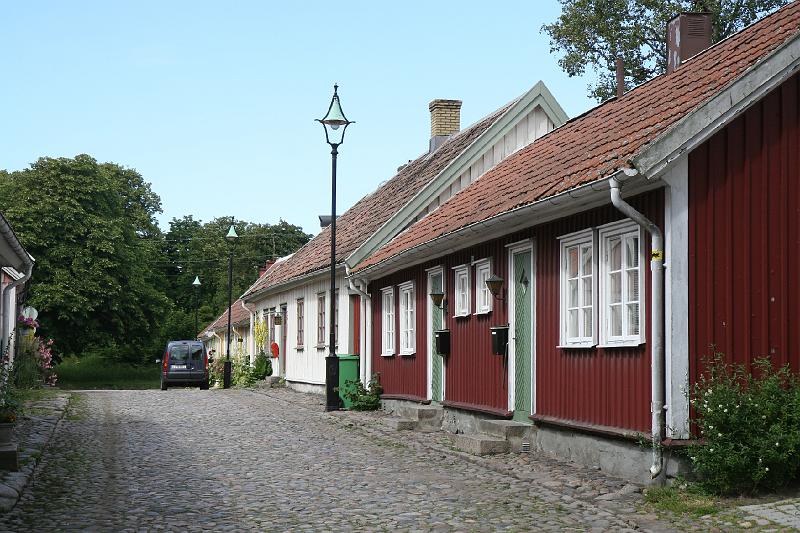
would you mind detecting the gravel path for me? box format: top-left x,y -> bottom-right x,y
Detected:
0,388 -> 659,532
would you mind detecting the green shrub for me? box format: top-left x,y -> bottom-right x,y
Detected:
343,374 -> 383,411
689,355 -> 800,495
232,359 -> 256,387
56,353 -> 159,389
252,353 -> 273,380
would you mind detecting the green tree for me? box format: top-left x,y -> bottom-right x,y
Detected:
0,155 -> 170,361
543,0 -> 792,101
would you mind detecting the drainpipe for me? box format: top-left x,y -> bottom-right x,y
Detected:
241,300 -> 256,365
346,265 -> 371,383
609,173 -> 665,481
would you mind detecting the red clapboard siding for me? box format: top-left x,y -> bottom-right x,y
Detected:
370,189 -> 662,431
689,73 -> 800,382
535,191 -> 663,433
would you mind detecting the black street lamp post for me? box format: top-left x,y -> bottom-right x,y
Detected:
224,224 -> 238,389
192,275 -> 201,337
317,84 -> 354,412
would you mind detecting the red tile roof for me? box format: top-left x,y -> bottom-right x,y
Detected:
354,2 -> 800,273
200,298 -> 251,336
242,100 -> 514,298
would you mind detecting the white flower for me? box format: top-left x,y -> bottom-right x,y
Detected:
765,467 -> 770,472
710,448 -> 714,452
708,425 -> 714,430
762,415 -> 767,419
718,404 -> 723,408
758,458 -> 762,463
723,409 -> 728,413
775,442 -> 780,447
718,433 -> 723,437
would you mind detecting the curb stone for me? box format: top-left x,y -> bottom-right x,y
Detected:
0,392 -> 69,513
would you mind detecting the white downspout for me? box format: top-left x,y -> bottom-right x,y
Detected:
346,265 -> 371,384
609,173 -> 666,482
241,300 -> 256,365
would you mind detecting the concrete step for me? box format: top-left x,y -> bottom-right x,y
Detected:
452,434 -> 510,456
383,418 -> 417,431
478,419 -> 531,439
393,404 -> 443,430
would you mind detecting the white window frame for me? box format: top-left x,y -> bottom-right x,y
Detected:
296,298 -> 304,349
452,265 -> 470,318
473,259 -> 493,315
559,230 -> 596,347
398,281 -> 415,355
381,286 -> 395,356
316,292 -> 326,348
599,220 -> 645,347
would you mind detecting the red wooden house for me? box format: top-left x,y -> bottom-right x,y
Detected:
348,4 -> 800,482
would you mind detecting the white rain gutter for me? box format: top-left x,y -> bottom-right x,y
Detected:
609,172 -> 665,481
241,300 -> 257,364
0,215 -> 34,352
345,265 -> 370,300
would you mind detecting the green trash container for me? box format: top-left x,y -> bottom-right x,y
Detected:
338,354 -> 360,409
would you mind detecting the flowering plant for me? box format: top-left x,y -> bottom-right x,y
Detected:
17,315 -> 39,329
689,354 -> 800,494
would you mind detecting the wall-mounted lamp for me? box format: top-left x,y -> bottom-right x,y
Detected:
429,290 -> 447,314
485,274 -> 506,301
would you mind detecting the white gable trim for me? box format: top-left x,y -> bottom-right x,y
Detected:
634,32 -> 800,178
345,81 -> 568,270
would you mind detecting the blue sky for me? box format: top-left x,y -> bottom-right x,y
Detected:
1,1 -> 597,236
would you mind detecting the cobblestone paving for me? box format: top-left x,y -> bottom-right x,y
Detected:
0,387 -> 795,532
0,388 -> 649,532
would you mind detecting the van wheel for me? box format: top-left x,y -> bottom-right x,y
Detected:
160,379 -> 168,391
200,380 -> 209,390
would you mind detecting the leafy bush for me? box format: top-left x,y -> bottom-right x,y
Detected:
252,353 -> 273,380
343,374 -> 383,411
232,359 -> 256,387
13,334 -> 57,389
689,355 -> 800,495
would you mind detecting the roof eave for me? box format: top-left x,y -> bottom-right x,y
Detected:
355,172 -> 661,280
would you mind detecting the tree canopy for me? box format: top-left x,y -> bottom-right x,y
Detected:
543,0 -> 792,101
0,155 -> 312,362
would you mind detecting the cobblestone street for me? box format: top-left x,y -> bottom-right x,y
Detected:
0,388 -> 795,532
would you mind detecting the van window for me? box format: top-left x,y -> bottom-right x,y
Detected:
169,345 -> 189,362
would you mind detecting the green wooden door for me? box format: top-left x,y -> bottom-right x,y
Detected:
430,271 -> 443,402
513,250 -> 532,422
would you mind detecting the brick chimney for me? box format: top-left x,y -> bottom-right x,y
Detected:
667,12 -> 713,74
428,99 -> 462,152
259,259 -> 276,277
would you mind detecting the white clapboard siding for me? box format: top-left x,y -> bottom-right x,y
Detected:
421,104 -> 557,215
251,272 -> 350,386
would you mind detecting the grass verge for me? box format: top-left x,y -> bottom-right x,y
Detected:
56,354 -> 159,390
644,483 -> 720,518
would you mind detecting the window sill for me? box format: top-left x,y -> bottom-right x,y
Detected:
452,313 -> 470,319
400,351 -> 416,357
557,343 -> 597,350
315,344 -> 327,350
296,346 -> 304,351
380,352 -> 395,358
474,310 -> 492,316
597,341 -> 645,349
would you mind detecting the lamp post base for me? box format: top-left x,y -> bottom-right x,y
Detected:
325,354 -> 340,411
223,360 -> 232,389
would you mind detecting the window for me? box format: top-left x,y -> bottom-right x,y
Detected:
317,293 -> 326,347
474,259 -> 492,314
296,299 -> 304,347
381,287 -> 395,356
398,282 -> 415,355
268,308 -> 276,344
599,221 -> 643,345
560,231 -> 594,346
453,265 -> 470,317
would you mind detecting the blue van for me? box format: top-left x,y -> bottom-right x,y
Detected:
158,340 -> 209,390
